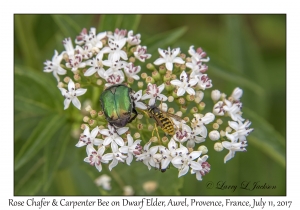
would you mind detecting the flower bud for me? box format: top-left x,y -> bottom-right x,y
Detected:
198,145 -> 208,154
209,130 -> 220,141
134,132 -> 141,139
214,142 -> 223,152
213,123 -> 219,130
211,90 -> 221,101
90,110 -> 97,118
123,185 -> 134,196
143,181 -> 158,193
231,87 -> 243,101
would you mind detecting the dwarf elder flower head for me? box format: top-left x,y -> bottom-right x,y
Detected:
43,26 -> 254,183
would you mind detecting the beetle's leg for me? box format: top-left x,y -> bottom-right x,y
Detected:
110,123 -> 121,136
128,108 -> 138,123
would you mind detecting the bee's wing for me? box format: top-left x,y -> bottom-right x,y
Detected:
164,112 -> 184,122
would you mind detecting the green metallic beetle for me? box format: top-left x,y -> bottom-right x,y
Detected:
100,84 -> 138,128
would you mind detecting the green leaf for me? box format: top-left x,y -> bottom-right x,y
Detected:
43,123 -> 72,192
15,115 -> 67,170
98,14 -> 141,32
209,63 -> 265,97
144,26 -> 188,53
51,15 -> 82,37
243,107 -> 285,167
15,15 -> 40,69
15,158 -> 44,195
15,95 -> 57,115
15,65 -> 61,109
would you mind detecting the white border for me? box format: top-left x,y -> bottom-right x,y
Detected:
3,0 -> 299,209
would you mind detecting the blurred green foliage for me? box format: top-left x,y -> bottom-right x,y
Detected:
14,14 -> 286,195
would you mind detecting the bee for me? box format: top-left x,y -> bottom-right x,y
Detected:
147,104 -> 183,136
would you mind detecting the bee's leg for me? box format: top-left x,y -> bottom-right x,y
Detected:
153,123 -> 161,143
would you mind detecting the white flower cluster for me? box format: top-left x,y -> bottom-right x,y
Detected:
212,87 -> 254,163
43,27 -> 254,183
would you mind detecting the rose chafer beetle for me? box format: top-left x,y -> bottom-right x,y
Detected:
100,84 -> 138,128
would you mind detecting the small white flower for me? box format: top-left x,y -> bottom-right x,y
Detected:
124,63 -> 141,80
222,132 -> 247,163
157,138 -> 178,171
188,46 -> 210,63
75,44 -> 93,60
108,28 -> 127,41
141,83 -> 167,106
102,142 -> 127,171
76,126 -> 103,147
84,144 -> 107,172
186,58 -> 208,78
84,53 -> 109,77
101,38 -> 128,62
223,100 -> 244,122
43,50 -> 67,82
59,79 -> 87,110
62,37 -> 75,57
76,27 -> 106,49
171,145 -> 202,177
105,72 -> 125,87
65,54 -> 86,72
171,71 -> 198,96
131,90 -> 147,110
127,30 -> 141,45
119,134 -> 143,165
94,174 -> 111,190
195,74 -> 212,90
136,142 -> 159,170
213,101 -> 225,116
149,153 -> 163,170
231,87 -> 243,101
191,113 -> 215,138
228,120 -> 253,142
174,123 -> 192,144
104,59 -> 127,77
134,45 -> 151,62
191,155 -> 210,181
186,128 -> 205,148
100,124 -> 128,146
154,47 -> 185,71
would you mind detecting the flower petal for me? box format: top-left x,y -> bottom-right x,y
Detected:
63,98 -> 71,110
75,88 -> 87,96
173,57 -> 185,64
153,58 -> 165,65
72,97 -> 81,110
68,79 -> 75,91
170,79 -> 182,86
166,62 -> 173,71
178,165 -> 189,177
177,87 -> 185,96
84,67 -> 97,76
